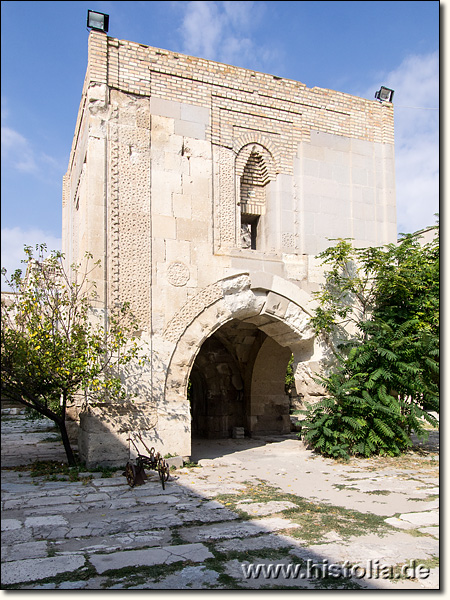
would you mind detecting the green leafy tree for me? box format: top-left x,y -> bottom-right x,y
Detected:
285,354 -> 295,391
1,245 -> 144,466
301,225 -> 439,459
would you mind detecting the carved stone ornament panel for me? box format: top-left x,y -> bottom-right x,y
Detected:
167,261 -> 190,287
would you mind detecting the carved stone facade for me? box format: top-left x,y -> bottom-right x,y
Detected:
62,31 -> 396,466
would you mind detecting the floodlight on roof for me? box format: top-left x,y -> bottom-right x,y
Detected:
87,10 -> 109,33
375,86 -> 394,103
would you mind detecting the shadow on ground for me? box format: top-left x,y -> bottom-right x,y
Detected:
1,410 -> 439,590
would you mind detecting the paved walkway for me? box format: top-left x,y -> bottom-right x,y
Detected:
1,409 -> 439,590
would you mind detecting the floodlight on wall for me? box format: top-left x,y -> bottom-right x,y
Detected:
375,86 -> 394,103
87,10 -> 109,33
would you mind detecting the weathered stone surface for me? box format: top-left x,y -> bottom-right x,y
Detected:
299,532 -> 439,566
1,541 -> 48,563
1,519 -> 22,531
236,500 -> 298,516
59,29 -> 398,464
1,413 -> 439,590
398,511 -> 439,527
216,533 -> 297,553
24,516 -> 68,528
384,517 -> 416,530
224,558 -> 316,589
180,517 -> 299,543
418,527 -> 439,538
1,555 -> 85,585
89,543 -> 213,574
165,456 -> 184,469
150,565 -> 220,589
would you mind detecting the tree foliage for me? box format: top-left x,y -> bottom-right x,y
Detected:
301,225 -> 439,459
1,245 -> 145,465
285,354 -> 295,391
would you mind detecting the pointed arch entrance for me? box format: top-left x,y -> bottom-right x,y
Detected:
189,318 -> 293,439
163,273 -> 318,452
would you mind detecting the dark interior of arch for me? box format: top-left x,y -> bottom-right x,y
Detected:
189,317 -> 293,439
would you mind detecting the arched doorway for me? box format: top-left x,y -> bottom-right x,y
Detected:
163,272 -> 317,456
189,333 -> 244,439
188,317 -> 295,439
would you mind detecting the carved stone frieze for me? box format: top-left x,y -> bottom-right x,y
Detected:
163,282 -> 223,343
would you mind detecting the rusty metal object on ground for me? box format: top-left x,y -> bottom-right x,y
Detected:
124,434 -> 170,490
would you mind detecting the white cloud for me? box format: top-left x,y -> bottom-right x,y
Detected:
1,126 -> 37,173
181,1 -> 223,59
179,1 -> 274,69
1,227 -> 61,290
1,96 -> 66,178
364,52 -> 439,234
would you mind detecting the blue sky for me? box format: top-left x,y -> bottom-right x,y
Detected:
1,1 -> 440,282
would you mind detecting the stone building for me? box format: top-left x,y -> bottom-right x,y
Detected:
62,31 -> 396,466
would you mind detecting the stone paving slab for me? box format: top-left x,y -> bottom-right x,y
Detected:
180,516 -> 300,543
384,517 -> 416,530
398,511 -> 439,526
52,530 -> 172,555
1,519 -> 22,531
1,413 -> 439,589
1,555 -> 86,585
216,533 -> 298,553
225,558 -> 317,589
293,531 -> 439,566
236,500 -> 298,516
1,540 -> 48,563
89,543 -> 213,574
149,565 -> 220,590
418,526 -> 439,538
24,515 -> 69,528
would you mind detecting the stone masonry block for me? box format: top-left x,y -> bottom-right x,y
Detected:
174,119 -> 206,140
180,104 -> 210,125
263,292 -> 290,319
153,215 -> 177,239
172,193 -> 192,219
150,97 -> 181,120
166,239 -> 191,263
176,218 -> 209,241
281,210 -> 295,233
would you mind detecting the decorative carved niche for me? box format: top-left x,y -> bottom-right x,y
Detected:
236,143 -> 276,250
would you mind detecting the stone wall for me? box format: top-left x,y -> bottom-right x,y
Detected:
62,31 -> 396,465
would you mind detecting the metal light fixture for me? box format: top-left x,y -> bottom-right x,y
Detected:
87,10 -> 109,33
375,86 -> 394,103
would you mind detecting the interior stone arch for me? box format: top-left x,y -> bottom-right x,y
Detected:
189,333 -> 245,439
248,335 -> 293,435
